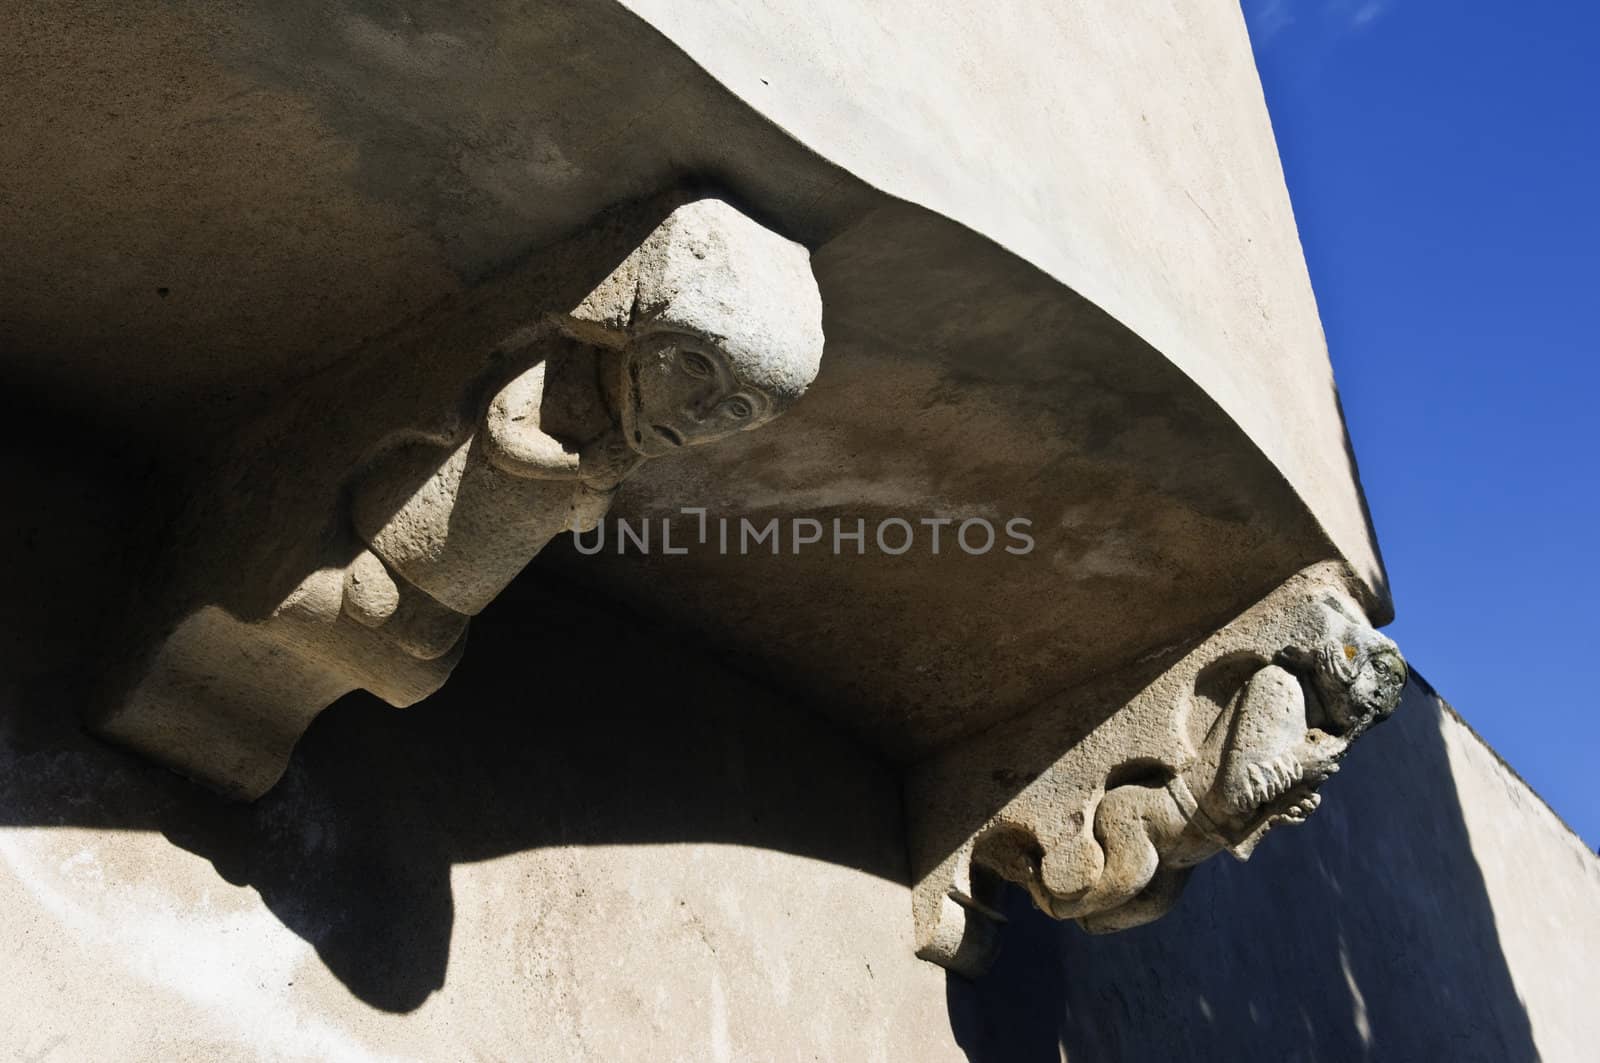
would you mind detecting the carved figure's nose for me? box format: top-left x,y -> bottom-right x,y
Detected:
685,387 -> 718,421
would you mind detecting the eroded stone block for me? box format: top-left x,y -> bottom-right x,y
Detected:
909,564 -> 1407,976
93,199 -> 825,799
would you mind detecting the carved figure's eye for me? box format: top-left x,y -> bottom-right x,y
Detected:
724,396 -> 754,420
681,350 -> 714,378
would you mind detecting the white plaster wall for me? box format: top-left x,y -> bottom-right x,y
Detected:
0,830 -> 959,1063
619,0 -> 1388,610
3,648 -> 1594,1063
1441,708 -> 1600,1062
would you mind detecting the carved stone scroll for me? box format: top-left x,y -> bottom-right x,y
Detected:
92,199 -> 825,800
908,564 -> 1406,976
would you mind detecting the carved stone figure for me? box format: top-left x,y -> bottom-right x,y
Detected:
1033,593 -> 1406,932
908,572 -> 1407,977
96,198 -> 825,799
336,251 -> 817,661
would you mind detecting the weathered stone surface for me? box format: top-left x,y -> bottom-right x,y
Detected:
0,391 -> 1592,1063
0,1 -> 1529,1054
4,0 -> 1384,767
88,198 -> 824,799
908,563 -> 1406,975
1,564 -> 964,1062
0,470 -> 1590,1061
615,0 -> 1387,602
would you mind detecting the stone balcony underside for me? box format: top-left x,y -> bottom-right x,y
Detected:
2,0 -> 1396,972
3,0 -> 1386,759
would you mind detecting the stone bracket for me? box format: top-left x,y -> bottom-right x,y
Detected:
90,197 -> 825,800
908,562 -> 1407,976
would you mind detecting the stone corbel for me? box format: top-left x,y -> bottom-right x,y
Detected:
908,563 -> 1407,977
91,198 -> 825,800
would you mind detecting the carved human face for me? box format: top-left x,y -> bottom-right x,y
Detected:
1342,646 -> 1406,724
1315,640 -> 1406,731
620,332 -> 777,458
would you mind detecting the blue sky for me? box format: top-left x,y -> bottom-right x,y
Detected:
1239,1 -> 1598,845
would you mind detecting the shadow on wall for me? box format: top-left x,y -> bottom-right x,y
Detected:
0,438 -> 908,1013
0,174 -> 914,1013
944,676 -> 1539,1063
0,407 -> 1536,1044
